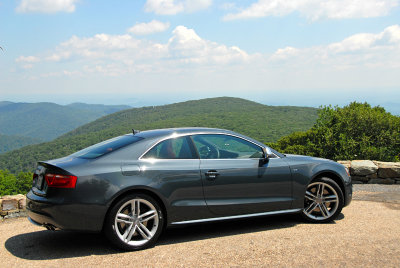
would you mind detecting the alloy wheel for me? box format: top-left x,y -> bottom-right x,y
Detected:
303,181 -> 339,221
114,198 -> 160,247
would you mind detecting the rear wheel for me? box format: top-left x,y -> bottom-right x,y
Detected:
104,193 -> 164,251
302,177 -> 344,223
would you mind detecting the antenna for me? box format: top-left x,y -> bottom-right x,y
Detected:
132,129 -> 140,135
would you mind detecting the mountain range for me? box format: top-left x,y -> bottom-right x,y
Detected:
0,97 -> 318,173
0,101 -> 130,153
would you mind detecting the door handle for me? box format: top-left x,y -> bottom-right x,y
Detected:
205,170 -> 219,180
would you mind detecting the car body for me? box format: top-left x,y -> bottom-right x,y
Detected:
26,127 -> 352,250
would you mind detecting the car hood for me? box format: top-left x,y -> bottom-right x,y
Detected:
284,154 -> 334,163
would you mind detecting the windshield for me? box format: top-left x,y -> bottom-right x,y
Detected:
70,135 -> 143,159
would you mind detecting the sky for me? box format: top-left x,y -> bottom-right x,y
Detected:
0,0 -> 400,114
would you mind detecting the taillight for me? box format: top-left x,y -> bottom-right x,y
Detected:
45,173 -> 77,188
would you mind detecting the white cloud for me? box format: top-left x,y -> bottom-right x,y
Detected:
15,56 -> 40,69
328,25 -> 400,53
16,0 -> 78,13
270,25 -> 400,70
270,46 -> 299,60
224,0 -> 399,21
23,25 -> 249,76
168,26 -> 250,64
15,55 -> 40,63
128,20 -> 170,35
13,24 -> 400,96
144,0 -> 212,15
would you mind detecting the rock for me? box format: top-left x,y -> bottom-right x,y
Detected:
366,173 -> 378,180
368,178 -> 395,184
337,160 -> 351,169
1,199 -> 18,211
350,160 -> 378,176
18,198 -> 26,210
374,161 -> 400,178
351,180 -> 364,184
4,210 -> 27,219
351,176 -> 369,183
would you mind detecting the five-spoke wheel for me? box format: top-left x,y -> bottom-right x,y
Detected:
104,194 -> 164,251
302,177 -> 344,223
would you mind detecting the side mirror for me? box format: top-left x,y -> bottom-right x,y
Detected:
259,147 -> 270,166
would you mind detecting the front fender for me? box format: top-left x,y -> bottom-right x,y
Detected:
287,159 -> 350,209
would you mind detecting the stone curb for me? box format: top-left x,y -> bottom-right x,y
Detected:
338,160 -> 400,184
0,194 -> 27,220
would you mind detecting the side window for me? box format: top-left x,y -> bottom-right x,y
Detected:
191,134 -> 264,159
142,137 -> 196,159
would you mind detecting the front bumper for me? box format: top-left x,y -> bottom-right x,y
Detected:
344,181 -> 352,207
26,190 -> 107,232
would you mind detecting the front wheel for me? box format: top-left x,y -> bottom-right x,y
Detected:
104,193 -> 164,251
302,177 -> 344,223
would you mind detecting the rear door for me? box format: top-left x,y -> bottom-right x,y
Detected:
191,134 -> 292,216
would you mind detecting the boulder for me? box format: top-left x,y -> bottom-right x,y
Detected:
366,173 -> 378,180
18,198 -> 26,210
1,199 -> 18,211
368,178 -> 395,184
374,161 -> 400,178
350,160 -> 378,176
337,160 -> 351,169
351,176 -> 369,183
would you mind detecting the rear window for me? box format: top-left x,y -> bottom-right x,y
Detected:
70,135 -> 143,159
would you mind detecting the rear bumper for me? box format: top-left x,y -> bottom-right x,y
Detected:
26,190 -> 106,232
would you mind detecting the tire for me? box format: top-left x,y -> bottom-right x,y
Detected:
104,193 -> 164,251
302,177 -> 344,223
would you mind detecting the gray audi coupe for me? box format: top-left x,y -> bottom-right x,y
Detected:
27,127 -> 352,250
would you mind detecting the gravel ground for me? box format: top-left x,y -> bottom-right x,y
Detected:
1,185 -> 400,267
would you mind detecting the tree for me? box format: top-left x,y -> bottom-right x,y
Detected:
0,170 -> 17,196
271,102 -> 400,161
0,170 -> 33,196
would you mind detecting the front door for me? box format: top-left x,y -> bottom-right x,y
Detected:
191,134 -> 292,216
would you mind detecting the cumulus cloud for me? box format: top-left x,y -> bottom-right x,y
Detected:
15,55 -> 40,69
128,20 -> 170,35
22,25 -> 249,76
144,0 -> 212,15
270,25 -> 400,70
328,25 -> 400,53
224,0 -> 399,21
15,24 -> 400,92
168,26 -> 249,64
16,0 -> 79,13
15,55 -> 40,63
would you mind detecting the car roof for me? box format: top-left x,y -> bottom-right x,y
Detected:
131,127 -> 270,150
134,127 -> 237,139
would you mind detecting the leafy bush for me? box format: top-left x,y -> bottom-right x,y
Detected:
271,102 -> 400,161
0,170 -> 33,196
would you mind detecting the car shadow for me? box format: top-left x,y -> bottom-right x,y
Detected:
5,213 -> 343,260
158,213 -> 299,246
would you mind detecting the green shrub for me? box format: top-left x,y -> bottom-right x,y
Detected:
271,102 -> 400,161
0,170 -> 32,196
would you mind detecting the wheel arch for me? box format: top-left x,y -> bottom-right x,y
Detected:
102,187 -> 168,231
310,171 -> 346,201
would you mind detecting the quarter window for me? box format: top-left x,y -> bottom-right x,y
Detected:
142,137 -> 196,159
191,134 -> 264,159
